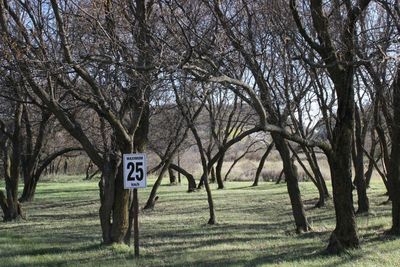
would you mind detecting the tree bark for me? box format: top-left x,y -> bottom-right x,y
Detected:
308,147 -> 330,206
253,142 -> 274,186
387,67 -> 400,235
144,160 -> 170,209
210,166 -> 216,184
327,151 -> 359,253
326,76 -> 359,253
275,169 -> 285,184
168,166 -> 177,185
169,163 -> 197,192
352,106 -> 369,213
272,133 -> 310,233
215,154 -> 225,189
0,104 -> 24,221
19,175 -> 38,202
203,173 -> 216,224
290,144 -> 326,208
352,143 -> 369,214
99,157 -> 118,244
364,150 -> 375,188
197,175 -> 204,189
111,165 -> 130,243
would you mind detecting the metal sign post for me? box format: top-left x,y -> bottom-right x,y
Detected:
133,188 -> 139,257
123,153 -> 147,258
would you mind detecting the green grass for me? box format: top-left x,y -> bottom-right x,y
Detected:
0,176 -> 399,266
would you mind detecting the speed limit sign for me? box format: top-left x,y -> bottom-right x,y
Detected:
122,153 -> 146,257
123,154 -> 147,189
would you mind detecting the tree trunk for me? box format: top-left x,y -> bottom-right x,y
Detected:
321,174 -> 330,198
168,166 -> 177,185
314,168 -> 329,208
327,152 -> 359,253
364,156 -> 375,189
352,106 -> 369,214
326,76 -> 359,253
187,110 -> 216,224
352,145 -> 369,214
169,163 -> 196,192
197,175 -> 204,189
0,190 -> 9,219
0,189 -> 23,221
275,169 -> 285,184
253,142 -> 274,186
177,151 -> 181,183
20,158 -> 36,202
290,144 -> 326,208
0,105 -> 24,221
387,67 -> 400,235
308,148 -> 330,199
201,173 -> 216,224
85,160 -> 94,180
111,165 -> 130,243
210,166 -> 216,184
365,132 -> 377,188
215,154 -> 225,189
387,142 -> 400,235
63,160 -> 68,174
144,160 -> 170,209
272,133 -> 310,233
99,157 -> 118,244
19,174 -> 38,202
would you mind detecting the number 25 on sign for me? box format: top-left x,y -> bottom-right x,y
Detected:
123,154 -> 147,189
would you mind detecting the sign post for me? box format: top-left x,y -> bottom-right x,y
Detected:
123,153 -> 147,258
133,188 -> 139,257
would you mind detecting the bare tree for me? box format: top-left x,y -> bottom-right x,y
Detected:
0,0 -> 157,244
172,77 -> 217,224
186,0 -> 313,233
290,0 -> 372,252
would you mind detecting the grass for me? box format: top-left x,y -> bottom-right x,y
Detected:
0,176 -> 399,266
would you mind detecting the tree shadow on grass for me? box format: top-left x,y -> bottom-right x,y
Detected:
146,215 -> 356,266
295,229 -> 331,240
30,199 -> 98,210
227,183 -> 287,191
227,185 -> 256,190
32,212 -> 97,221
137,241 -> 348,267
245,248 -> 365,267
0,243 -> 102,259
36,187 -> 99,195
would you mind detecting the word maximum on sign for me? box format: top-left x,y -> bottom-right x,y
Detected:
123,153 -> 147,189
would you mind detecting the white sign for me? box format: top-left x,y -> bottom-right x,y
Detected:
123,153 -> 147,189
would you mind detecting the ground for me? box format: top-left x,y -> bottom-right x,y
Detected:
0,176 -> 399,266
